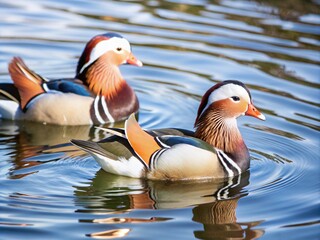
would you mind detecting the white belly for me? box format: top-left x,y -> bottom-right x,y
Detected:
148,144 -> 224,180
16,92 -> 94,125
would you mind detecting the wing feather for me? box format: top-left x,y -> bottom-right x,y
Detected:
125,114 -> 161,165
70,139 -> 118,160
0,83 -> 20,102
157,135 -> 216,154
45,79 -> 91,96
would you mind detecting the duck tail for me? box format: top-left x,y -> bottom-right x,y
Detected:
8,57 -> 45,111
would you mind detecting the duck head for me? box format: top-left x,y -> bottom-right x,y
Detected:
75,32 -> 142,97
195,80 -> 265,169
195,80 -> 265,123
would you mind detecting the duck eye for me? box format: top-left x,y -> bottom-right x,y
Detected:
231,96 -> 240,101
116,47 -> 122,52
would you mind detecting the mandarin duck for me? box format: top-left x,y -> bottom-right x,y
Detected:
0,32 -> 142,125
71,80 -> 265,180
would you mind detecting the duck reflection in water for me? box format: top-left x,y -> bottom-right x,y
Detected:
192,173 -> 264,239
0,119 -> 122,178
75,170 -> 264,239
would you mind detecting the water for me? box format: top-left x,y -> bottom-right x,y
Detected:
0,0 -> 319,239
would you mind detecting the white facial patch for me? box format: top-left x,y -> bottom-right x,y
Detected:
80,37 -> 131,74
199,83 -> 251,117
209,84 -> 250,103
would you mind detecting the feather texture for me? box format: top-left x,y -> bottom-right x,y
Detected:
8,57 -> 45,111
70,80 -> 266,179
0,32 -> 141,125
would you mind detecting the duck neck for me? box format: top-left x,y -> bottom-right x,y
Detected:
76,55 -> 139,122
195,112 -> 250,171
80,55 -> 125,99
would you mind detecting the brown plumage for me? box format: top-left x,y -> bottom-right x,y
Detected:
0,32 -> 142,125
195,101 -> 246,160
85,54 -> 125,98
71,80 -> 265,179
8,57 -> 45,111
125,114 -> 161,166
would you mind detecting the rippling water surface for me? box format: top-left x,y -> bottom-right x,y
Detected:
0,0 -> 319,239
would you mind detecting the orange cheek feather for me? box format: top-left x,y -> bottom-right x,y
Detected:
213,99 -> 248,118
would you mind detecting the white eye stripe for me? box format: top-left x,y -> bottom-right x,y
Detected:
208,84 -> 250,103
79,37 -> 131,74
199,83 -> 250,118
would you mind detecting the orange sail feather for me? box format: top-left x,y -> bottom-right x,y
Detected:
125,114 -> 161,165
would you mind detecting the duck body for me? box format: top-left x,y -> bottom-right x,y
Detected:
72,80 -> 265,180
0,32 -> 142,125
73,127 -> 225,180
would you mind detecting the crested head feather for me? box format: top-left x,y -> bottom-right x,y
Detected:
76,32 -> 131,76
74,32 -> 138,100
195,80 -> 252,125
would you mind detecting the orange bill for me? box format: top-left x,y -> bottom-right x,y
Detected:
125,114 -> 161,165
245,103 -> 266,120
126,53 -> 143,67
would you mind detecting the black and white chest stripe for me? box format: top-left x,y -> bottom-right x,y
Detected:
149,137 -> 171,170
143,137 -> 243,176
215,149 -> 242,177
91,95 -> 115,124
